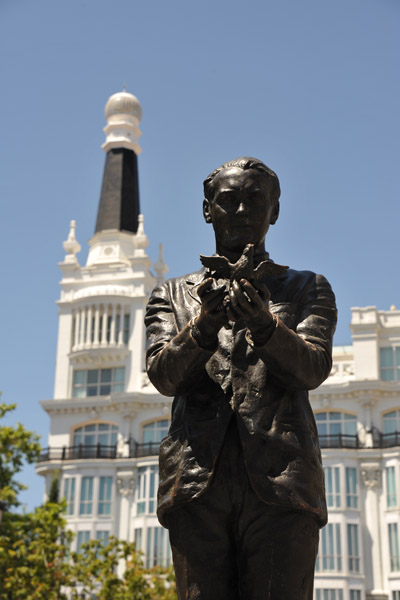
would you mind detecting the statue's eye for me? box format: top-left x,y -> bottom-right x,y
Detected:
215,192 -> 237,210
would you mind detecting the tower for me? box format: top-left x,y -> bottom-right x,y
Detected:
36,90 -> 172,568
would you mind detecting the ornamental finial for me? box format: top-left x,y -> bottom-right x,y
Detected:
63,220 -> 81,264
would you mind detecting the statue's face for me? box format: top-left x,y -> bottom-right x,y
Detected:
204,168 -> 278,253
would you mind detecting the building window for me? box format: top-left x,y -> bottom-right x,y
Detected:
380,347 -> 400,381
72,367 -> 125,398
325,467 -> 341,508
134,526 -> 172,569
63,477 -> 76,516
392,592 -> 400,600
347,524 -> 360,572
387,467 -> 397,508
346,467 -> 358,509
384,410 -> 400,435
80,476 -> 93,515
134,528 -> 142,552
96,530 -> 110,546
73,423 -> 118,447
316,523 -> 342,572
350,592 -> 361,600
136,466 -> 158,515
389,523 -> 400,571
98,477 -> 112,516
142,420 -> 170,444
76,530 -> 91,552
315,412 -> 357,437
315,590 -> 343,600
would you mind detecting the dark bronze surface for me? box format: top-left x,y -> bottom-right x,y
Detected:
145,157 -> 337,599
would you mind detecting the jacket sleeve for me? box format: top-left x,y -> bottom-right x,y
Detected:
253,273 -> 337,390
145,282 -> 216,397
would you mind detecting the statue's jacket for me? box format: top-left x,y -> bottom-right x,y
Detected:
145,265 -> 337,528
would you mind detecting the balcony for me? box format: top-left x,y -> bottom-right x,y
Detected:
38,440 -> 161,462
318,434 -> 359,449
374,431 -> 400,449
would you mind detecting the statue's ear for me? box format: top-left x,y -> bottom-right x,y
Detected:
270,201 -> 280,225
203,199 -> 212,224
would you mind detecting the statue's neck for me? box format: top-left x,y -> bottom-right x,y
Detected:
215,241 -> 269,264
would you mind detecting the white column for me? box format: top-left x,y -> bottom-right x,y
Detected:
110,304 -> 116,346
86,305 -> 92,347
361,463 -> 385,599
73,310 -> 79,351
118,305 -> 124,346
80,308 -> 85,348
101,305 -> 107,346
77,309 -> 82,349
93,305 -> 100,347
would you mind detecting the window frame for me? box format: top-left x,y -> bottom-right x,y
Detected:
324,466 -> 341,509
347,522 -> 360,573
316,522 -> 342,572
79,476 -> 94,516
136,465 -> 158,516
98,476 -> 113,516
315,411 -> 357,437
380,346 -> 400,381
72,421 -> 118,448
389,522 -> 400,572
141,419 -> 170,444
345,467 -> 358,509
63,477 -> 76,516
72,367 -> 125,398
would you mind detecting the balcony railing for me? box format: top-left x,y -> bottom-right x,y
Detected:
375,432 -> 400,449
318,434 -> 359,449
38,441 -> 161,462
37,431 -> 400,461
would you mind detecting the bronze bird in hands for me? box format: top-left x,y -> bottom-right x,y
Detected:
200,244 -> 288,283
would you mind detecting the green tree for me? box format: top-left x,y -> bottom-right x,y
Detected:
69,537 -> 176,600
0,402 -> 41,508
0,402 -> 176,599
0,500 -> 73,599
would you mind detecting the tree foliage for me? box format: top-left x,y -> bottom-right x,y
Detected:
0,402 -> 176,598
0,402 -> 41,508
0,501 -> 73,599
69,537 -> 176,599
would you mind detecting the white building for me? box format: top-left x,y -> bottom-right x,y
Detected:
311,306 -> 400,600
37,91 -> 400,600
36,90 -> 173,569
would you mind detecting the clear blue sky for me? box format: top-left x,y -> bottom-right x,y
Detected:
1,0 -> 399,510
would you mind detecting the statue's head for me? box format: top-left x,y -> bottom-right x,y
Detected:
203,157 -> 280,209
202,157 -> 280,254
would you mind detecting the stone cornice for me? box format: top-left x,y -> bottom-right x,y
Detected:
41,392 -> 172,416
311,380 -> 400,401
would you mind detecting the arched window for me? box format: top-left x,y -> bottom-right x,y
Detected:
73,423 -> 118,446
315,412 -> 357,448
383,410 -> 400,434
142,420 -> 170,444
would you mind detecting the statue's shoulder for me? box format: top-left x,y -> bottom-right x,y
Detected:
165,268 -> 205,288
271,266 -> 334,305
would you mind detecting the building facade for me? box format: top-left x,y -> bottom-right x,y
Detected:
37,91 -> 400,600
311,306 -> 400,600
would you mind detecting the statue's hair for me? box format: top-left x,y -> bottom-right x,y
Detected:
203,157 -> 281,205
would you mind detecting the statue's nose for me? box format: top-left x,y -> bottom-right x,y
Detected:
236,201 -> 248,215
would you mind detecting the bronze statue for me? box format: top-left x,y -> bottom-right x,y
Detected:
145,157 -> 337,599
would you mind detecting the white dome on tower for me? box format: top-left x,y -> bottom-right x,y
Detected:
105,91 -> 142,123
102,89 -> 142,155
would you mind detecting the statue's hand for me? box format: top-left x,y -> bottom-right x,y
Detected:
227,279 -> 273,333
194,277 -> 228,342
